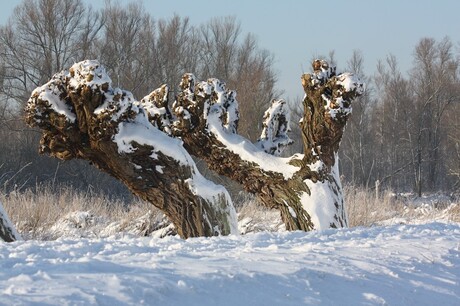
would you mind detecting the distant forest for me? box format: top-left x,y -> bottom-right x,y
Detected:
0,0 -> 459,198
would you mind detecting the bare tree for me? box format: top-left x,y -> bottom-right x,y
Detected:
410,37 -> 460,193
199,17 -> 278,140
339,50 -> 375,187
372,55 -> 415,191
96,1 -> 159,98
445,110 -> 460,191
0,0 -> 128,200
0,0 -> 102,107
155,15 -> 201,99
199,16 -> 241,80
366,37 -> 460,195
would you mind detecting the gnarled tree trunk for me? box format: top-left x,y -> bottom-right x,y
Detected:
162,60 -> 364,230
25,61 -> 237,239
25,59 -> 364,237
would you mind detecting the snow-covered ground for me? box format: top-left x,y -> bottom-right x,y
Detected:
1,222 -> 459,305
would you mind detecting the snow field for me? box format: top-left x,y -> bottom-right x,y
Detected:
0,222 -> 459,305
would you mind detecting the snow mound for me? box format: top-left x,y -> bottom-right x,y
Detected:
1,222 -> 459,305
49,211 -> 101,239
46,210 -> 175,240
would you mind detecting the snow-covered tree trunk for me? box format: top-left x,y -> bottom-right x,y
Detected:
167,60 -> 364,230
25,61 -> 237,239
25,59 -> 363,236
0,200 -> 21,242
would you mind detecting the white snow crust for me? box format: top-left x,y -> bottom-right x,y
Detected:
320,72 -> 365,119
1,222 -> 458,305
302,179 -> 340,230
208,121 -> 298,179
39,89 -> 76,122
113,114 -> 189,166
336,72 -> 365,94
68,60 -> 112,90
257,99 -> 293,156
300,155 -> 345,230
30,80 -> 76,123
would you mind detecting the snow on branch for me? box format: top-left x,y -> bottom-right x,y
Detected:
139,85 -> 173,135
206,78 -> 239,134
322,72 -> 365,119
302,59 -> 365,121
257,99 -> 293,156
172,75 -> 239,135
309,59 -> 337,86
172,74 -> 299,179
300,59 -> 365,169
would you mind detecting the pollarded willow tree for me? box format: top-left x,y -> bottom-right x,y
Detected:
22,58 -> 364,239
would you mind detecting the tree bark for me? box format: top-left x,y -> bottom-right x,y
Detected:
25,61 -> 237,239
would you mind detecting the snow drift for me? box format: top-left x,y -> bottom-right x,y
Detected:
0,222 -> 459,305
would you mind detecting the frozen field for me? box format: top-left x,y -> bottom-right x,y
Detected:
1,222 -> 459,305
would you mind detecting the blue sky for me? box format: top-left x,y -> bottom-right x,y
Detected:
1,0 -> 459,99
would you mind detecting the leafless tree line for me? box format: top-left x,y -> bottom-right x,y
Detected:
0,0 -> 277,196
0,0 -> 458,198
286,41 -> 460,196
338,38 -> 460,196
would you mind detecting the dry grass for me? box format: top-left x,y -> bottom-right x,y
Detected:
344,185 -> 404,227
1,184 -> 459,240
446,203 -> 460,222
235,193 -> 284,234
0,184 -> 162,240
345,184 -> 460,227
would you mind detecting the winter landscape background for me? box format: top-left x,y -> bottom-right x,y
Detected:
1,0 -> 460,305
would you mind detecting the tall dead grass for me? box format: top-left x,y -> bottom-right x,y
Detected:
1,184 -> 458,240
0,184 -> 161,240
344,185 -> 460,226
344,185 -> 404,227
